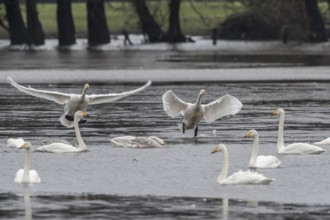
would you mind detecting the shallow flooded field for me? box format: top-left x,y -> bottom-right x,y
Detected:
1,70 -> 330,219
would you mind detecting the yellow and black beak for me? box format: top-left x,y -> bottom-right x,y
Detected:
244,131 -> 251,138
211,146 -> 219,154
20,143 -> 28,149
82,112 -> 89,118
272,110 -> 278,116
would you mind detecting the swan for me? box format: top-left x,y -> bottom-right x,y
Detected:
35,111 -> 88,153
7,138 -> 25,148
273,108 -> 326,154
14,142 -> 41,184
245,130 -> 281,168
162,89 -> 243,137
7,76 -> 152,128
211,144 -> 274,185
109,136 -> 165,148
314,137 -> 330,146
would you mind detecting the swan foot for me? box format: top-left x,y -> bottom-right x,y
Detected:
182,123 -> 185,134
194,125 -> 198,138
65,115 -> 74,121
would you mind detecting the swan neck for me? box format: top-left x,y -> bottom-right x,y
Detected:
23,148 -> 31,183
277,113 -> 285,153
81,87 -> 88,99
249,135 -> 259,167
74,116 -> 86,151
218,147 -> 228,183
196,93 -> 203,105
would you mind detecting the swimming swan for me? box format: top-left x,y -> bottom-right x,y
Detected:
273,108 -> 325,154
7,76 -> 152,128
162,89 -> 242,137
109,136 -> 165,148
314,137 -> 330,146
35,111 -> 88,153
211,144 -> 274,185
14,142 -> 41,184
245,130 -> 281,168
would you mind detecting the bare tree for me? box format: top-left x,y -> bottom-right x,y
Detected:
3,0 -> 29,45
132,0 -> 163,42
86,0 -> 110,46
164,0 -> 186,42
26,0 -> 45,46
57,0 -> 76,46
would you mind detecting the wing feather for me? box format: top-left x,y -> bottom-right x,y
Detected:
7,76 -> 70,105
203,94 -> 242,123
88,80 -> 151,105
162,90 -> 188,117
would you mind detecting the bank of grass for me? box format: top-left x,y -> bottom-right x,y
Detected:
0,1 -> 244,39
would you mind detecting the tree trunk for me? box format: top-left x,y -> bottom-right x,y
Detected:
164,0 -> 186,43
132,0 -> 163,42
3,0 -> 29,45
57,0 -> 76,46
26,0 -> 45,46
303,0 -> 327,42
86,0 -> 110,46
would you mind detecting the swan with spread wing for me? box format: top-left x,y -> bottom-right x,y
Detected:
7,76 -> 151,128
162,89 -> 242,137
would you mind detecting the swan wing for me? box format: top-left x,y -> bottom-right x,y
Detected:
7,138 -> 25,148
256,155 -> 281,168
132,137 -> 164,148
88,80 -> 151,105
14,169 -> 24,183
35,143 -> 79,153
162,90 -> 188,117
203,94 -> 243,123
223,170 -> 273,185
109,136 -> 136,147
29,170 -> 41,183
285,143 -> 326,154
7,76 -> 71,105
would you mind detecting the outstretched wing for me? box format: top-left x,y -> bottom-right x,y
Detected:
203,94 -> 243,123
88,80 -> 152,105
162,90 -> 188,117
7,76 -> 71,105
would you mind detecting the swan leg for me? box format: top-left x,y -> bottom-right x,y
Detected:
194,125 -> 198,138
65,115 -> 74,121
182,123 -> 185,133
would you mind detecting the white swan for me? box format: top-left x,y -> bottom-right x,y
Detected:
7,76 -> 152,128
273,108 -> 326,154
14,142 -> 41,184
109,136 -> 165,148
314,137 -> 330,146
35,111 -> 88,153
211,144 -> 274,185
7,138 -> 25,148
162,89 -> 243,137
245,130 -> 281,168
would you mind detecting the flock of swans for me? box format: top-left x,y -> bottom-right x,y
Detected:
4,76 -> 329,187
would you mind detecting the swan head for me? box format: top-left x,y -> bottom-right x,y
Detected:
74,111 -> 89,120
211,144 -> 225,154
199,89 -> 206,96
84,84 -> 90,91
245,130 -> 258,138
20,142 -> 31,150
273,108 -> 284,116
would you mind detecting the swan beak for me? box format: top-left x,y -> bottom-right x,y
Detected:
200,89 -> 206,95
211,146 -> 219,154
272,110 -> 277,116
20,143 -> 28,149
82,112 -> 89,117
244,131 -> 251,138
84,84 -> 90,90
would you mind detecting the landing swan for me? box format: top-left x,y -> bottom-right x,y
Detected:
7,76 -> 152,128
245,130 -> 281,168
162,89 -> 242,137
109,136 -> 165,148
35,111 -> 88,153
14,142 -> 41,184
211,144 -> 274,185
273,108 -> 325,154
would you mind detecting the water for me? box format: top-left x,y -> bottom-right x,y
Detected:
1,37 -> 330,218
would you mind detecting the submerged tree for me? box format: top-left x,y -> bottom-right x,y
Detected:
3,0 -> 29,45
163,0 -> 186,42
26,0 -> 45,45
86,0 -> 110,46
132,0 -> 164,42
57,0 -> 76,46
